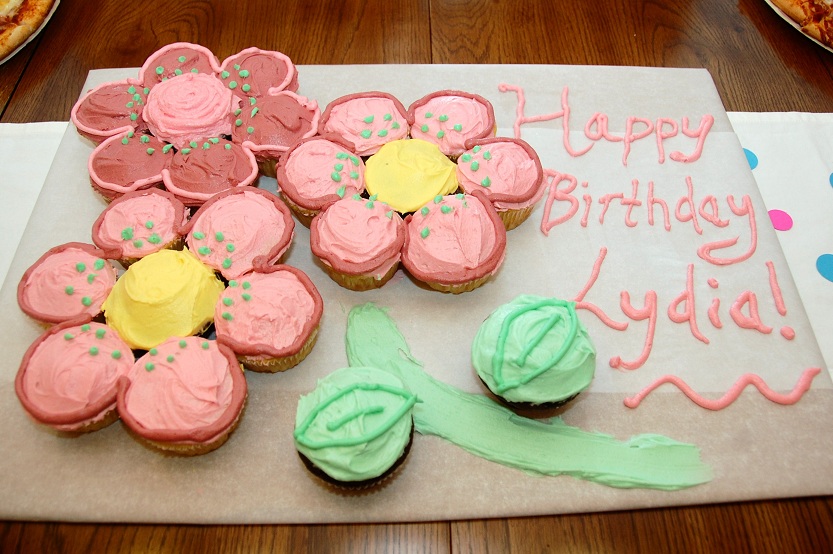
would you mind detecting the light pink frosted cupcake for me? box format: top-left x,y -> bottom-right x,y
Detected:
18,243 -> 119,326
401,191 -> 506,293
276,134 -> 366,226
456,137 -> 545,230
184,187 -> 295,280
407,90 -> 496,158
117,336 -> 247,456
310,194 -> 406,290
215,265 -> 323,372
91,188 -> 189,266
15,319 -> 135,434
160,136 -> 259,207
87,130 -> 175,201
318,92 -> 410,157
231,90 -> 320,177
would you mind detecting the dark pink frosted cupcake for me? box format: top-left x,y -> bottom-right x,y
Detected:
276,134 -> 366,226
401,191 -> 506,293
91,188 -> 189,266
219,47 -> 299,96
407,90 -> 496,158
18,243 -> 119,326
318,92 -> 410,157
184,187 -> 295,280
16,318 -> 135,434
70,81 -> 149,144
87,130 -> 174,201
456,137 -> 545,230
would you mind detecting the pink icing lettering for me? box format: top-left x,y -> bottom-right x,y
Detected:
623,368 -> 821,410
584,113 -> 622,142
597,193 -> 624,224
647,181 -> 671,231
581,193 -> 592,227
730,291 -> 773,334
697,194 -> 757,266
698,195 -> 729,227
573,247 -> 628,331
674,176 -> 703,235
655,118 -> 678,164
781,327 -> 796,340
622,117 -> 654,166
540,170 -> 579,236
609,290 -> 657,370
669,115 -> 714,163
668,264 -> 709,344
623,180 -> 642,227
766,260 -> 788,316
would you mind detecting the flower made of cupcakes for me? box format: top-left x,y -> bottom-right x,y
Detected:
286,90 -> 545,293
71,42 -> 320,207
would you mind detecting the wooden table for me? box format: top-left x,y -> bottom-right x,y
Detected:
2,1 -> 832,551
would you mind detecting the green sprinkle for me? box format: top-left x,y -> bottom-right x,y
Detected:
121,137 -> 129,145
246,126 -> 255,134
182,147 -> 191,155
89,347 -> 99,356
193,231 -> 205,240
349,171 -> 359,179
349,155 -> 360,166
383,113 -> 392,121
210,137 -> 220,144
111,350 -> 122,359
167,355 -> 175,362
162,144 -> 173,154
226,243 -> 235,252
223,297 -> 233,306
337,185 -> 346,197
366,201 -> 375,209
425,112 -> 433,118
82,297 -> 92,307
336,152 -> 348,160
453,124 -> 463,132
420,124 -> 429,133
142,220 -> 153,230
126,101 -> 134,109
234,108 -> 242,116
229,280 -> 238,287
203,142 -> 210,149
241,293 -> 251,301
461,153 -> 472,162
222,258 -> 232,269
391,122 -> 401,129
224,143 -> 232,150
75,262 -> 86,273
473,145 -> 481,153
146,148 -> 155,155
483,151 -> 492,160
174,68 -> 183,76
481,177 -> 491,188
96,328 -> 106,339
234,64 -> 241,70
242,281 -> 251,290
64,285 -> 74,295
191,68 -> 198,73
471,161 -> 479,171
179,339 -> 188,348
363,115 -> 374,123
438,114 -> 449,122
235,119 -> 243,127
130,113 -> 138,121
251,107 -> 259,117
385,210 -> 393,219
434,195 -> 443,204
221,70 -> 230,79
239,69 -> 250,78
155,66 -> 164,75
128,86 -> 136,94
140,135 -> 150,143
456,193 -> 465,199
360,129 -> 372,139
94,259 -> 105,270
178,55 -> 187,63
215,231 -> 224,241
201,341 -> 210,350
149,348 -> 158,356
198,246 -> 211,255
420,206 -> 429,216
81,324 -> 91,332
441,205 -> 453,214
190,141 -> 198,148
378,129 -> 388,137
242,84 -> 251,92
421,227 -> 430,238
222,312 -> 233,321
334,163 -> 344,171
87,273 -> 96,284
148,233 -> 162,244
436,130 -> 445,139
250,97 -> 257,106
143,87 -> 150,95
64,333 -> 74,341
145,362 -> 155,371
331,171 -> 342,182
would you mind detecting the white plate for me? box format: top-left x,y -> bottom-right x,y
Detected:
764,0 -> 833,54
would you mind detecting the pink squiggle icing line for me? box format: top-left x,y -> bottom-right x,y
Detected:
623,367 -> 822,410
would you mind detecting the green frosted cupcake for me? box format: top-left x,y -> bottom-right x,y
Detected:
293,366 -> 417,489
472,295 -> 596,408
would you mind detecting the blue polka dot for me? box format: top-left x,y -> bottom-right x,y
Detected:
816,254 -> 833,283
829,173 -> 833,188
743,148 -> 758,170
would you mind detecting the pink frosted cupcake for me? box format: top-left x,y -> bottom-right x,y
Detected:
91,188 -> 189,266
318,92 -> 410,157
456,137 -> 545,230
87,130 -> 175,201
215,265 -> 324,372
117,336 -> 247,456
136,42 -> 222,90
184,187 -> 295,280
160,136 -> 259,207
18,243 -> 119,326
71,81 -> 149,144
15,319 -> 135,434
276,134 -> 366,226
401,191 -> 506,293
218,47 -> 299,96
231,90 -> 320,177
407,90 -> 496,158
310,194 -> 406,290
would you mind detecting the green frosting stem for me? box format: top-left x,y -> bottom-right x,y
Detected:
345,304 -> 712,491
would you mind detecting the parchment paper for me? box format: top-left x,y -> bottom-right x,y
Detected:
1,65 -> 831,523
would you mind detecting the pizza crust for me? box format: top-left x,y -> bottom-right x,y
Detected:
770,0 -> 833,47
0,0 -> 56,62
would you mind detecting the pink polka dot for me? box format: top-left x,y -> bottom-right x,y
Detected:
768,209 -> 793,231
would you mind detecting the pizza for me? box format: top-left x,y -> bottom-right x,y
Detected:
770,0 -> 833,47
0,0 -> 56,62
